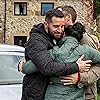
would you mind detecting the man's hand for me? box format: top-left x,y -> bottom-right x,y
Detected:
18,58 -> 26,72
76,55 -> 92,72
60,73 -> 79,85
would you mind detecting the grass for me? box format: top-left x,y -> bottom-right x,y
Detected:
97,94 -> 100,100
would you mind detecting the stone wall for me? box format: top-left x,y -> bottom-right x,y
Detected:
0,0 -> 5,43
0,0 -> 94,44
95,15 -> 100,40
5,0 -> 48,44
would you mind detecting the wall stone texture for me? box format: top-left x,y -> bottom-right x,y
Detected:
0,0 -> 5,43
0,0 -> 99,44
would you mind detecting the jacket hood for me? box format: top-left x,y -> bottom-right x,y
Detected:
58,36 -> 79,48
56,36 -> 80,62
29,23 -> 46,36
29,23 -> 55,45
58,36 -> 79,55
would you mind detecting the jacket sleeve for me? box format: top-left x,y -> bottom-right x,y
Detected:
78,46 -> 100,87
78,65 -> 100,87
22,60 -> 37,74
88,46 -> 100,64
25,34 -> 79,76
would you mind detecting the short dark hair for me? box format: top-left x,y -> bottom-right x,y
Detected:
64,22 -> 86,41
45,9 -> 64,23
57,5 -> 77,23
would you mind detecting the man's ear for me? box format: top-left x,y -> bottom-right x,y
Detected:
65,13 -> 73,25
44,21 -> 48,29
44,21 -> 49,33
65,14 -> 71,21
69,13 -> 73,20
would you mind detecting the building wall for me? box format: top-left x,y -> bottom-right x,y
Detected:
0,0 -> 5,43
0,0 -> 94,44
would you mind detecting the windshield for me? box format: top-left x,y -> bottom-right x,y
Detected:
0,54 -> 24,84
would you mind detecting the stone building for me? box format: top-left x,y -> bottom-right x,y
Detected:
0,0 -> 94,46
0,0 -> 5,43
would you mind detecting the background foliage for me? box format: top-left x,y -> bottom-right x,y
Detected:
93,0 -> 100,19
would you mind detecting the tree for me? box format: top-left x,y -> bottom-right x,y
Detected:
93,0 -> 100,19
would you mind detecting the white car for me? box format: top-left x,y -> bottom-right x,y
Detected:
0,44 -> 25,100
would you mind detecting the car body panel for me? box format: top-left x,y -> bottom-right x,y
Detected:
0,44 -> 25,52
0,44 -> 25,100
0,84 -> 22,100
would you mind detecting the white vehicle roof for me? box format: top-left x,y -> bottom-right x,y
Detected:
0,44 -> 25,52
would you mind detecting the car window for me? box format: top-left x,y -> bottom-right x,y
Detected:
0,54 -> 24,84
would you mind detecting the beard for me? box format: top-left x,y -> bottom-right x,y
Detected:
48,27 -> 64,41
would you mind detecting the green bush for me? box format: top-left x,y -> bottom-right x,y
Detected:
97,94 -> 100,100
93,0 -> 100,19
97,79 -> 100,94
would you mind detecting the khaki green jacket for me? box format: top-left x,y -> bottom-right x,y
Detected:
46,36 -> 100,100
